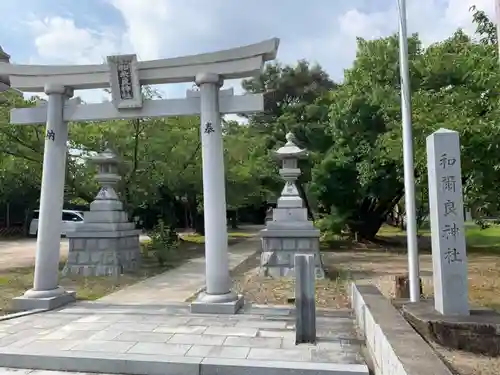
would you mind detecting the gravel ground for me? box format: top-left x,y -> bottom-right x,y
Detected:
231,247 -> 500,375
232,252 -> 350,309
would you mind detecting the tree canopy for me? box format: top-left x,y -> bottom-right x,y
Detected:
0,6 -> 497,241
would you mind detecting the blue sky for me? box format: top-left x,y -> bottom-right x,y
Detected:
0,0 -> 494,103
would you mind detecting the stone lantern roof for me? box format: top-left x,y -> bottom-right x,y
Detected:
89,148 -> 119,165
274,132 -> 308,160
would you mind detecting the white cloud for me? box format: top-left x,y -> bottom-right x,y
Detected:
106,0 -> 170,60
27,16 -> 124,65
16,0 -> 497,105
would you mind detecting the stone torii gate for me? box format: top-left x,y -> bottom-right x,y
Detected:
0,38 -> 279,314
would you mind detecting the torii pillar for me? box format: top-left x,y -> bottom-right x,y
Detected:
13,84 -> 77,311
190,73 -> 243,314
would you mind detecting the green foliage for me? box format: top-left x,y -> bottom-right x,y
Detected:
316,208 -> 349,244
1,5 -> 500,245
147,219 -> 179,266
470,5 -> 497,45
241,6 -> 500,240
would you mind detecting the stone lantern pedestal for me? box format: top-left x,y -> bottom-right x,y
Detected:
260,133 -> 324,279
63,148 -> 141,277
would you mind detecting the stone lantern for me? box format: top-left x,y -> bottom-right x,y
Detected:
64,146 -> 141,277
89,148 -> 121,208
0,46 -> 10,92
260,132 -> 324,278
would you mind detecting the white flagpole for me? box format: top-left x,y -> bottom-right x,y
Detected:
397,0 -> 420,302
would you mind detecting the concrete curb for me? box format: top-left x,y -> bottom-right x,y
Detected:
350,283 -> 453,375
0,308 -> 47,322
0,349 -> 369,375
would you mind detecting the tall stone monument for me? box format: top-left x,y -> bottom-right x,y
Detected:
260,133 -> 324,278
427,128 -> 469,316
63,147 -> 141,277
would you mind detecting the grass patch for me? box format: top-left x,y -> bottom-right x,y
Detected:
377,223 -> 500,254
180,231 -> 253,244
324,223 -> 500,312
0,237 -> 208,315
0,258 -> 170,315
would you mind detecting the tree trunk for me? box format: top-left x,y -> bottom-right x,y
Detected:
230,209 -> 238,229
352,218 -> 385,240
194,211 -> 205,235
351,190 -> 404,240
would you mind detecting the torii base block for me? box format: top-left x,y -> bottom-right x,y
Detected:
12,288 -> 76,312
190,292 -> 245,314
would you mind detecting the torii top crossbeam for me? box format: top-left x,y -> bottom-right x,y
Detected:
0,38 -> 279,92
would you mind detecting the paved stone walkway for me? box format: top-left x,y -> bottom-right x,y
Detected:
0,229 -> 369,374
0,302 -> 368,375
98,236 -> 260,304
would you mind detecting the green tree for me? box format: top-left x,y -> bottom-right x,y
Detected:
312,7 -> 500,239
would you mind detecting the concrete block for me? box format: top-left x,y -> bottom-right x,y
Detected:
204,346 -> 250,359
272,207 -> 308,222
247,348 -> 311,362
190,294 -> 244,315
168,333 -> 225,346
295,254 -> 316,345
154,325 -> 207,334
350,283 -> 453,375
204,326 -> 258,337
127,342 -> 191,356
89,200 -> 123,212
0,350 -> 202,375
70,340 -> 135,353
186,318 -> 236,327
86,239 -> 98,250
200,358 -> 369,375
234,320 -> 287,329
186,344 -> 215,357
114,331 -> 172,343
12,291 -> 76,312
82,211 -> 128,223
65,233 -> 140,277
223,336 -> 282,348
108,322 -> 159,332
282,239 -> 295,250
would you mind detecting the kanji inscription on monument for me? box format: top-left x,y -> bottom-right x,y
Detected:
427,128 -> 469,316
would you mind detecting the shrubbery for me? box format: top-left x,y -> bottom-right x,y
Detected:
143,219 -> 180,266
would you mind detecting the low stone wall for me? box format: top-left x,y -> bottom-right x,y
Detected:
260,236 -> 324,278
350,283 -> 453,375
64,235 -> 141,277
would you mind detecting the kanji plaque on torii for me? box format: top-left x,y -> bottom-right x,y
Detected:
107,54 -> 142,109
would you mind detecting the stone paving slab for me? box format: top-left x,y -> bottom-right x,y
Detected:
97,237 -> 260,304
0,302 -> 368,375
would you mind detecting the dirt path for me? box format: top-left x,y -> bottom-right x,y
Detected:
327,244 -> 500,375
0,235 -> 151,271
0,238 -> 69,270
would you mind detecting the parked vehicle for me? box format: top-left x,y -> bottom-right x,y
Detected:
29,209 -> 85,237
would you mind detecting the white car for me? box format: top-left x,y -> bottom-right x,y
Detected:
29,209 -> 85,237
